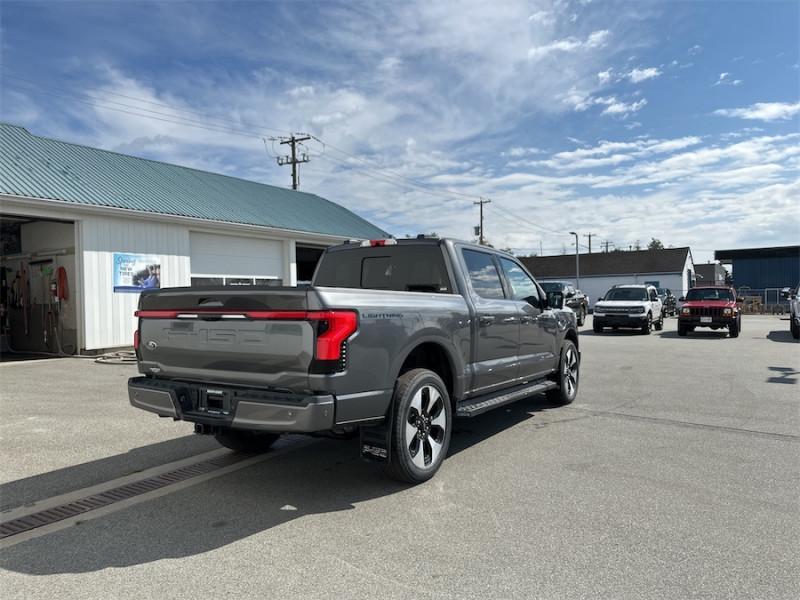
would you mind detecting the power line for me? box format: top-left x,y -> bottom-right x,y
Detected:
1,70 -> 293,135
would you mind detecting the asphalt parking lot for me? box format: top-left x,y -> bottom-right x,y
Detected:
1,315 -> 798,599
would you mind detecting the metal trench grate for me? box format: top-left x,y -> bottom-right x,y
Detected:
0,452 -> 248,540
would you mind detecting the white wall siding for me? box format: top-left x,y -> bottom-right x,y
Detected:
81,215 -> 191,350
189,231 -> 284,279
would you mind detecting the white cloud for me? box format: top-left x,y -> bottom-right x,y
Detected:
597,69 -> 613,84
627,67 -> 661,83
714,72 -> 743,86
688,44 -> 703,55
595,96 -> 647,116
527,29 -> 610,60
714,102 -> 800,121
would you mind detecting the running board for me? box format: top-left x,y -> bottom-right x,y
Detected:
456,379 -> 557,418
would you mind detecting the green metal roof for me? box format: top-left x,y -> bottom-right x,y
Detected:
0,123 -> 388,239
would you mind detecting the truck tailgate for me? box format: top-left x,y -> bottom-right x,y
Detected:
135,287 -> 319,388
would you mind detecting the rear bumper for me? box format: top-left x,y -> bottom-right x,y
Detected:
128,377 -> 335,432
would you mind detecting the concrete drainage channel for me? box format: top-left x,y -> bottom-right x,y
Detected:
0,438 -> 313,548
0,453 -> 247,540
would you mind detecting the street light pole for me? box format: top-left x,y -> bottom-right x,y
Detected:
569,231 -> 580,289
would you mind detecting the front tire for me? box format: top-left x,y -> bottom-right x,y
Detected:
654,313 -> 664,331
546,340 -> 579,405
593,321 -> 603,333
384,369 -> 452,484
791,318 -> 800,339
641,313 -> 652,335
578,307 -> 586,326
729,318 -> 740,338
678,322 -> 688,336
214,429 -> 280,453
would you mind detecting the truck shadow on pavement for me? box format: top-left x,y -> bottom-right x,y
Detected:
658,331 -> 730,340
0,394 -> 565,575
766,330 -> 799,344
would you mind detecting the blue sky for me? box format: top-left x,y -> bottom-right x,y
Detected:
1,0 -> 798,261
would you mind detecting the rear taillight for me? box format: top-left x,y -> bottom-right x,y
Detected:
133,329 -> 140,350
310,311 -> 358,361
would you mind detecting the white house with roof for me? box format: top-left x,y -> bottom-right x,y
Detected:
0,123 -> 388,355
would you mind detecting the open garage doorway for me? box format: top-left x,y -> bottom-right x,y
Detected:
296,245 -> 327,285
1,214 -> 78,360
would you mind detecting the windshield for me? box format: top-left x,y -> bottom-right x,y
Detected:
603,288 -> 648,301
540,282 -> 563,293
686,288 -> 733,301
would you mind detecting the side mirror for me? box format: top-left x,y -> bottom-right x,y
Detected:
736,297 -> 744,303
781,288 -> 791,299
678,296 -> 685,302
548,291 -> 564,309
566,290 -> 576,298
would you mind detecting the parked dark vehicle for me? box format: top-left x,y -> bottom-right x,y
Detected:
128,238 -> 580,483
540,281 -> 588,325
657,287 -> 677,316
780,283 -> 799,339
678,286 -> 741,337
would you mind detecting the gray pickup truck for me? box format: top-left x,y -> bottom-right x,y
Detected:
129,238 -> 580,483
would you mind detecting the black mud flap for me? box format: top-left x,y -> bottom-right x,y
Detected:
359,412 -> 393,463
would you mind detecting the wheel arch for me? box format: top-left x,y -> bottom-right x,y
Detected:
393,338 -> 463,406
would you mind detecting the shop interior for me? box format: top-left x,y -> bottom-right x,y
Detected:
1,215 -> 78,360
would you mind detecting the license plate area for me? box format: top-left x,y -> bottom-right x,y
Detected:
200,388 -> 232,415
700,316 -> 712,323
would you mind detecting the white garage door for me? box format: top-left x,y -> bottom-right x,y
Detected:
190,232 -> 284,285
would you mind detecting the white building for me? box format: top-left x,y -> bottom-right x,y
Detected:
521,247 -> 695,308
0,123 -> 387,355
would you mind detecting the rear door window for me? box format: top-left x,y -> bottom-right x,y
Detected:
314,245 -> 452,293
462,249 -> 505,299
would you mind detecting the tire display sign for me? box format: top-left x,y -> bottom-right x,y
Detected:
113,253 -> 161,293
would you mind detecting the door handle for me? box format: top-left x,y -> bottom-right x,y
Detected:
501,316 -> 518,324
479,315 -> 495,326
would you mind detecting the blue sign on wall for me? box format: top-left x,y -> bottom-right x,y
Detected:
113,253 -> 161,293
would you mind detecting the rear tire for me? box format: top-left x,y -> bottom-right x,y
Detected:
384,369 -> 452,484
791,318 -> 800,339
546,340 -> 580,405
214,429 -> 280,453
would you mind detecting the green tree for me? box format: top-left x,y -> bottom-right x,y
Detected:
647,238 -> 664,250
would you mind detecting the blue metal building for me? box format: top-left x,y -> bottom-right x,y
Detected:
715,246 -> 800,289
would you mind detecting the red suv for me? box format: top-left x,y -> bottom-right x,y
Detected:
678,286 -> 741,337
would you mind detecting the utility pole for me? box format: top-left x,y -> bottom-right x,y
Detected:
270,134 -> 311,190
583,233 -> 596,253
569,231 -> 580,289
539,240 -> 543,257
603,240 -> 612,253
473,198 -> 491,245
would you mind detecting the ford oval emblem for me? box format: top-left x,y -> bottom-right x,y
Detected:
146,340 -> 158,350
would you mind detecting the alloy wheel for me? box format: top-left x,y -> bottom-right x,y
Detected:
405,385 -> 447,469
563,346 -> 579,398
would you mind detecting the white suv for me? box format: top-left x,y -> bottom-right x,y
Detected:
593,284 -> 664,334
